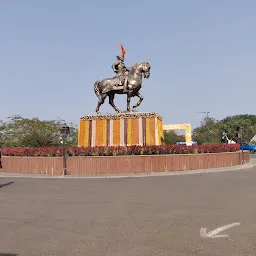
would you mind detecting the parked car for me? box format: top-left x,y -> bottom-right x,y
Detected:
240,142 -> 256,154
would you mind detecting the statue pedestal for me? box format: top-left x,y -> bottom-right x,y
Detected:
78,112 -> 164,147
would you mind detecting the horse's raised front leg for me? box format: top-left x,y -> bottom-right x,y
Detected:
133,91 -> 144,109
109,93 -> 121,113
96,94 -> 107,114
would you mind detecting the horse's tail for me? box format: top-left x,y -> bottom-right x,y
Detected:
94,80 -> 101,98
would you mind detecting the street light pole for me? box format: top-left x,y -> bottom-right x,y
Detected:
197,111 -> 210,118
241,130 -> 244,164
60,126 -> 70,176
196,111 -> 211,143
240,127 -> 244,165
62,136 -> 67,176
236,126 -> 244,165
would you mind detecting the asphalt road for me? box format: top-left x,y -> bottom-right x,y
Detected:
1,166 -> 256,256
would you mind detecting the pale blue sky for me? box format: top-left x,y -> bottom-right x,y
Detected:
1,0 -> 256,129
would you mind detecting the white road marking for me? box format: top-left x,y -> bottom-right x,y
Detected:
200,222 -> 241,238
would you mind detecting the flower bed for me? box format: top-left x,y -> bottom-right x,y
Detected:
1,144 -> 240,157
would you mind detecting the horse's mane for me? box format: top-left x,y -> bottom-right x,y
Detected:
129,62 -> 144,72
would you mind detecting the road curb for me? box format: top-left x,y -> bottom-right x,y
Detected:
0,162 -> 254,179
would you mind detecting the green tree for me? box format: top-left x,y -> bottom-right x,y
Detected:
193,114 -> 256,144
220,114 -> 256,142
193,117 -> 222,144
0,115 -> 78,147
163,130 -> 179,144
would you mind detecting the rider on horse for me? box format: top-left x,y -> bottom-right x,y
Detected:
111,45 -> 129,92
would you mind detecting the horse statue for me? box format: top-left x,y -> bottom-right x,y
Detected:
94,61 -> 151,114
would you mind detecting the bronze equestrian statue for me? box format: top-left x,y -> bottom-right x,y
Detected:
94,45 -> 151,114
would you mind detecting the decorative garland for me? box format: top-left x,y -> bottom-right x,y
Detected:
80,112 -> 163,120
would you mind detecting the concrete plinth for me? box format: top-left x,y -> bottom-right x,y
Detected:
78,112 -> 164,147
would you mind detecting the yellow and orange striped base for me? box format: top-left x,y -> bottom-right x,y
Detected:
78,112 -> 164,147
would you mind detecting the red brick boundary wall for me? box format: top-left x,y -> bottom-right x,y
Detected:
1,151 -> 249,176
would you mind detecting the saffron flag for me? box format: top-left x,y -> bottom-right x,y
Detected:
120,44 -> 126,58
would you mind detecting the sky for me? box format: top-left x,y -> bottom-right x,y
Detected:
1,0 -> 256,129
